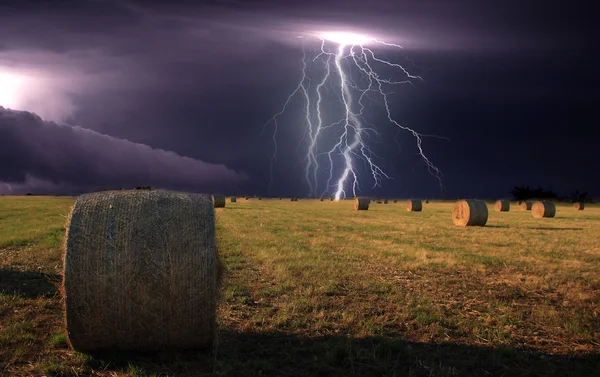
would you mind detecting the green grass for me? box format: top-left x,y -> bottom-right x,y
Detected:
1,196 -> 599,376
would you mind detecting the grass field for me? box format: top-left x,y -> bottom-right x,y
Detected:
1,196 -> 599,376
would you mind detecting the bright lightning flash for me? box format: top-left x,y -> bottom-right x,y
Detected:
265,31 -> 442,200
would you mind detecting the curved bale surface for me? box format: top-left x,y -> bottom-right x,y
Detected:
494,200 -> 510,212
355,197 -> 370,211
63,190 -> 218,352
406,200 -> 423,212
520,200 -> 534,210
230,197 -> 237,203
573,202 -> 585,210
532,201 -> 556,218
212,194 -> 226,208
452,199 -> 488,226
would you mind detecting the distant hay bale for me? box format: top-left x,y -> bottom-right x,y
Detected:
355,197 -> 370,211
258,197 -> 262,200
452,199 -> 488,226
212,194 -> 226,208
393,200 -> 397,203
63,190 -> 218,352
425,199 -> 429,204
245,196 -> 250,200
383,199 -> 389,204
230,197 -> 237,203
494,200 -> 510,212
406,199 -> 423,212
520,200 -> 534,210
320,198 -> 324,201
573,202 -> 585,210
532,201 -> 556,218
330,198 -> 333,201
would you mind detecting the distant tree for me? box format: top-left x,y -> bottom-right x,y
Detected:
511,185 -> 558,201
569,190 -> 588,203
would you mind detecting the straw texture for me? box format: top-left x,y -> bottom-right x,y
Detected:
63,190 -> 217,352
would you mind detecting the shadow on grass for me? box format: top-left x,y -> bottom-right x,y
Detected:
486,225 -> 510,228
83,331 -> 599,377
528,227 -> 584,231
0,268 -> 60,298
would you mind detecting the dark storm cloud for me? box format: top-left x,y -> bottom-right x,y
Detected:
0,107 -> 247,194
0,0 -> 597,197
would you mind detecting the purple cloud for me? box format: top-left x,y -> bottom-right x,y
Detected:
0,107 -> 248,194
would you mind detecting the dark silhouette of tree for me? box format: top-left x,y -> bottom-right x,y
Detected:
569,190 -> 588,203
510,185 -> 558,201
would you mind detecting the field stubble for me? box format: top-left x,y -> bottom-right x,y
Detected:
0,196 -> 599,376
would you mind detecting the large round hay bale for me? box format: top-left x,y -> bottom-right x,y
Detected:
355,197 -> 370,210
63,190 -> 217,352
520,200 -> 534,210
494,200 -> 510,212
452,199 -> 488,226
406,200 -> 422,212
532,201 -> 556,218
230,196 -> 237,203
383,199 -> 389,204
573,202 -> 585,210
212,194 -> 225,208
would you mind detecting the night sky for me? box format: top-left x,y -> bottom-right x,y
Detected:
0,0 -> 597,199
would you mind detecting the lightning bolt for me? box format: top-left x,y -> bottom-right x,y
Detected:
264,33 -> 443,200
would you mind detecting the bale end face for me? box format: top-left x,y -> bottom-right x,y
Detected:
406,200 -> 423,212
494,200 -> 510,212
520,200 -> 534,210
532,201 -> 556,218
452,199 -> 488,226
355,197 -> 370,210
63,190 -> 217,352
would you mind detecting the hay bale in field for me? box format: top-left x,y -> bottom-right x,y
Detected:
573,202 -> 585,210
355,197 -> 370,210
258,197 -> 262,200
245,196 -> 250,200
383,199 -> 389,204
494,200 -> 510,212
532,201 -> 556,218
63,190 -> 218,352
393,200 -> 397,203
520,200 -> 534,210
406,199 -> 423,212
320,198 -> 324,201
330,198 -> 334,201
425,199 -> 429,204
452,199 -> 488,226
230,196 -> 237,203
212,194 -> 225,208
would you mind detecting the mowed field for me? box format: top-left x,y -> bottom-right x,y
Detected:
1,196 -> 599,376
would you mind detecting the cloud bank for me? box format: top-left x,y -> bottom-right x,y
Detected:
0,107 -> 247,194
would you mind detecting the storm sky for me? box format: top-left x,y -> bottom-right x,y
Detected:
0,0 -> 597,198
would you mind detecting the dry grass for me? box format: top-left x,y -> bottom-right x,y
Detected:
1,196 -> 599,376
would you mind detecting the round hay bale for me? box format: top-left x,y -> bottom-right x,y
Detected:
63,190 -> 218,352
393,200 -> 397,203
258,197 -> 262,200
573,202 -> 585,210
230,196 -> 237,203
520,200 -> 534,210
320,198 -> 324,202
212,194 -> 225,208
425,199 -> 429,204
383,199 -> 389,204
245,196 -> 250,200
532,201 -> 556,218
330,198 -> 333,201
406,200 -> 423,212
494,200 -> 510,212
452,199 -> 488,226
355,197 -> 370,210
